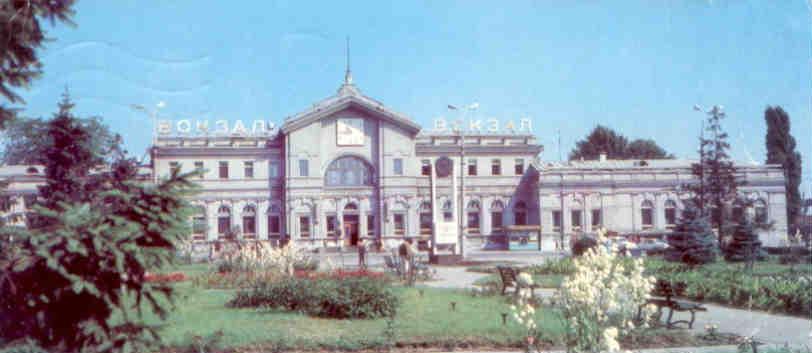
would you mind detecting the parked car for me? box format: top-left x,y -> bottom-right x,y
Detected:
637,238 -> 669,255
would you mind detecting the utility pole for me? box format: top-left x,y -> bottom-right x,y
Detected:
448,103 -> 478,259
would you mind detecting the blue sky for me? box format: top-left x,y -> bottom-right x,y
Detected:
11,1 -> 812,193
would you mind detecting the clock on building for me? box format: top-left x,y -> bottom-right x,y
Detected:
435,156 -> 453,178
336,118 -> 365,146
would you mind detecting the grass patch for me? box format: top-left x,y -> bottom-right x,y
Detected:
145,282 -> 558,351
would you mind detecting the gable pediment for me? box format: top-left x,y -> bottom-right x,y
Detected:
281,90 -> 422,135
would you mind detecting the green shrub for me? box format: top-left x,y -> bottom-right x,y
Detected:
648,261 -> 812,316
528,257 -> 575,275
228,276 -> 399,319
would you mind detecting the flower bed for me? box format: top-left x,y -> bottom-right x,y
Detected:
144,272 -> 186,283
227,275 -> 398,319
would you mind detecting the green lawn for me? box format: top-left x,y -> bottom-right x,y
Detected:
144,282 -> 561,351
474,273 -> 564,290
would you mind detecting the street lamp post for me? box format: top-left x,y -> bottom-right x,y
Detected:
448,102 -> 478,259
131,102 -> 165,182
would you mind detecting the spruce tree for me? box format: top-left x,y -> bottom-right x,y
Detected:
724,216 -> 766,270
0,94 -> 197,353
0,0 -> 76,128
764,106 -> 803,235
687,106 -> 743,245
665,202 -> 717,266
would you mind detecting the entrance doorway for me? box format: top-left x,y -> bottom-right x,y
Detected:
343,214 -> 359,246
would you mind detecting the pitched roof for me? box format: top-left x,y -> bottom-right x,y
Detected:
280,83 -> 422,135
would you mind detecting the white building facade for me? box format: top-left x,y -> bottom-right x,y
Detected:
0,78 -> 789,249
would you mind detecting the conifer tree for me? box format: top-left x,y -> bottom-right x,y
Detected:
687,106 -> 743,245
665,202 -> 717,266
764,106 -> 803,235
724,215 -> 766,270
0,94 -> 197,353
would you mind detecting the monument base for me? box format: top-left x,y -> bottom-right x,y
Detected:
429,254 -> 463,265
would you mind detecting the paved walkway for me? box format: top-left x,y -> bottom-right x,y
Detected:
423,264 -> 812,348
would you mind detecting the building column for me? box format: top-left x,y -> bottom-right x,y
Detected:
206,202 -> 217,241
258,199 -> 269,240
655,193 -> 666,231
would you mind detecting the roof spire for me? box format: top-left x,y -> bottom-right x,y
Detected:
344,36 -> 353,85
338,36 -> 360,96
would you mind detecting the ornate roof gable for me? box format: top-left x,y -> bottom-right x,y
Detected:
280,83 -> 422,135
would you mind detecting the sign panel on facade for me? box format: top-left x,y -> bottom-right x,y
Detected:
336,118 -> 364,146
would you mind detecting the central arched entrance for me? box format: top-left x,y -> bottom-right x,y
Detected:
342,203 -> 360,246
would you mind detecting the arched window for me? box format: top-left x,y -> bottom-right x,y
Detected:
344,202 -> 359,213
442,200 -> 453,222
570,199 -> 582,231
491,200 -> 505,232
217,206 -> 231,236
754,199 -> 768,223
25,167 -> 39,174
242,205 -> 257,237
641,200 -> 654,230
267,205 -> 281,237
325,156 -> 373,187
664,200 -> 677,229
514,200 -> 527,226
419,201 -> 432,235
191,206 -> 207,239
467,200 -> 481,234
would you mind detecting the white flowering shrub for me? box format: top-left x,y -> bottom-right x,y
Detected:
510,289 -> 539,350
558,228 -> 656,353
217,241 -> 312,276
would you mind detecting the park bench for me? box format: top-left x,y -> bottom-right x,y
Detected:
640,279 -> 707,329
496,266 -> 539,296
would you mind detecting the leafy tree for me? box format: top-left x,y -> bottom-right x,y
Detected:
686,106 -> 743,244
764,106 -> 802,235
626,139 -> 674,159
1,114 -> 124,165
664,202 -> 717,266
0,94 -> 197,353
0,0 -> 76,129
569,125 -> 673,161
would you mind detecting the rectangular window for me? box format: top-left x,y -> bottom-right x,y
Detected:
467,212 -> 480,234
393,213 -> 405,235
591,209 -> 602,231
571,210 -> 582,231
515,211 -> 527,226
299,216 -> 311,237
298,159 -> 309,177
218,216 -> 230,235
23,195 -> 36,209
367,215 -> 375,236
420,212 -> 432,235
641,209 -> 654,230
169,161 -> 181,175
219,161 -> 229,179
268,215 -> 280,235
326,215 -> 337,237
491,159 -> 501,175
194,161 -> 204,178
243,216 -> 256,236
269,160 -> 280,178
468,159 -> 477,176
192,215 -> 207,235
665,209 -> 677,229
393,158 -> 403,176
244,161 -> 254,178
0,196 -> 11,212
552,211 -> 562,232
421,159 -> 431,176
492,212 -> 503,232
443,209 -> 453,222
515,159 -> 524,175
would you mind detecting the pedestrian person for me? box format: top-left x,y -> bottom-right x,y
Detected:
357,238 -> 367,269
